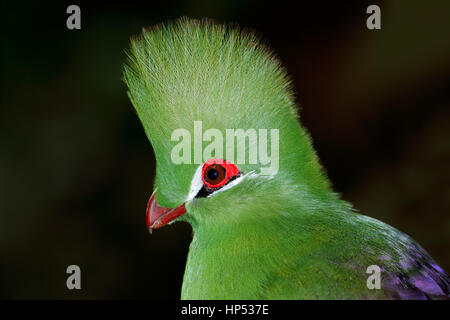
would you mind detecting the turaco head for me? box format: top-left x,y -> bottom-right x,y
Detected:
123,18 -> 333,234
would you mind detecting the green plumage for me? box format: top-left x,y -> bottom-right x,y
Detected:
123,18 -> 449,299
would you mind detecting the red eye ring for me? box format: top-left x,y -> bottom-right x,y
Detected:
201,159 -> 240,188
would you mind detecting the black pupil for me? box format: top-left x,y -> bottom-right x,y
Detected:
207,168 -> 219,181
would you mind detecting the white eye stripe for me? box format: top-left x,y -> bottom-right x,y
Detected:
205,174 -> 245,197
186,164 -> 204,201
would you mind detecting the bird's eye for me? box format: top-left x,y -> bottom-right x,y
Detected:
195,159 -> 241,198
203,164 -> 226,187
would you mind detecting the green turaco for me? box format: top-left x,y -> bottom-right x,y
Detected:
123,18 -> 449,299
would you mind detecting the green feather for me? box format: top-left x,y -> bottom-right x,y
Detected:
123,18 -> 449,299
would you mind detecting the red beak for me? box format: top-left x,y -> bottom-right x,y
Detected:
146,191 -> 187,233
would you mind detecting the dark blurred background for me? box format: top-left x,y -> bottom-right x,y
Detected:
1,0 -> 449,299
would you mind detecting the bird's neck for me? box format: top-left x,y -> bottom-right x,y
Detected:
181,194 -> 350,299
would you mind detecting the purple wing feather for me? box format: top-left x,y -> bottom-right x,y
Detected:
382,242 -> 450,300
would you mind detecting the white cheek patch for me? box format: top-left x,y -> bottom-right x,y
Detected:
186,164 -> 204,202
